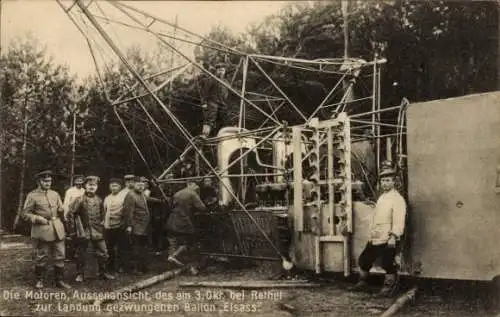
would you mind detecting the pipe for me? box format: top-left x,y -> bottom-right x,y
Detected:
379,286 -> 418,317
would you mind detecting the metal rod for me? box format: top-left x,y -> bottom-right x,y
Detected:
376,61 -> 381,172
238,56 -> 248,129
113,63 -> 188,105
204,126 -> 277,142
70,109 -> 77,185
342,0 -> 349,58
85,2 -> 285,258
350,119 -> 405,129
246,91 -> 285,100
386,137 -> 392,163
250,54 -> 387,66
322,96 -> 373,109
116,1 -> 244,55
307,73 -> 347,121
199,252 -> 281,262
352,132 -> 406,143
257,100 -> 286,130
92,13 -> 235,57
350,104 -> 403,118
216,127 -> 281,176
224,173 -> 285,178
249,57 -> 308,122
157,144 -> 194,180
114,9 -> 281,127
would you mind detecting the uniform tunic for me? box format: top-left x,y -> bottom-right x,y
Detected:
123,191 -> 151,236
68,194 -> 105,240
21,188 -> 66,267
103,193 -> 126,229
358,188 -> 407,274
198,73 -> 230,131
369,189 -> 406,245
63,186 -> 85,217
22,188 -> 66,242
167,187 -> 207,235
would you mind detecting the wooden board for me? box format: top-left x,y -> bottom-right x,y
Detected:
407,92 -> 500,281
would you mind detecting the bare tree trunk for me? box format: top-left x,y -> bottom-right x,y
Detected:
13,99 -> 29,230
16,120 -> 28,215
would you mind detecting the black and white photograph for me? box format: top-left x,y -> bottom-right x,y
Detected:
1,0 -> 500,316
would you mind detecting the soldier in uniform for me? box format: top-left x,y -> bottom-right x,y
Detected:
63,174 -> 85,217
350,167 -> 407,297
123,176 -> 162,273
121,174 -> 135,196
63,174 -> 85,261
198,62 -> 230,138
166,181 -> 207,275
67,176 -> 115,282
103,178 -> 127,274
20,170 -> 71,289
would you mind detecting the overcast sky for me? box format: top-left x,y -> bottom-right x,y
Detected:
2,0 -> 289,79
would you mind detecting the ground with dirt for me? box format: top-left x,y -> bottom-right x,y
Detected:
0,234 -> 498,317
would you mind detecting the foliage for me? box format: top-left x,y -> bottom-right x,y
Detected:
1,35 -> 75,226
1,1 -> 499,230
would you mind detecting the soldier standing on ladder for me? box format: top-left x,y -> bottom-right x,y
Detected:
197,57 -> 230,138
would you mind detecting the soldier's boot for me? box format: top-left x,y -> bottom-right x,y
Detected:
189,265 -> 200,276
348,270 -> 370,292
377,273 -> 399,297
54,266 -> 72,289
98,260 -> 116,280
35,266 -> 45,289
75,262 -> 84,282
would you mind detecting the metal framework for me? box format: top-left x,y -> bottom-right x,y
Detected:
57,0 -> 408,265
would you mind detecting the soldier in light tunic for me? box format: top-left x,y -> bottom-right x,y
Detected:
103,178 -> 127,273
350,167 -> 407,297
21,170 -> 71,289
67,175 -> 115,282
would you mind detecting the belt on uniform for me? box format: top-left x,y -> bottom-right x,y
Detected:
41,216 -> 58,221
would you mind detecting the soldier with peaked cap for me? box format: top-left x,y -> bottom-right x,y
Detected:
20,170 -> 71,289
121,174 -> 135,196
67,175 -> 115,282
103,177 -> 127,273
123,176 -> 162,273
350,167 -> 407,297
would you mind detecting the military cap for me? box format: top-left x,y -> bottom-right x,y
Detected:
35,170 -> 53,180
73,174 -> 85,183
133,176 -> 146,183
84,175 -> 100,184
109,178 -> 123,185
124,174 -> 135,180
379,168 -> 396,178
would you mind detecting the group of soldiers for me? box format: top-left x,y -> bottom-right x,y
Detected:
20,170 -> 214,289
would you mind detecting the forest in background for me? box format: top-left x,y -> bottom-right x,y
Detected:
1,0 -> 498,230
